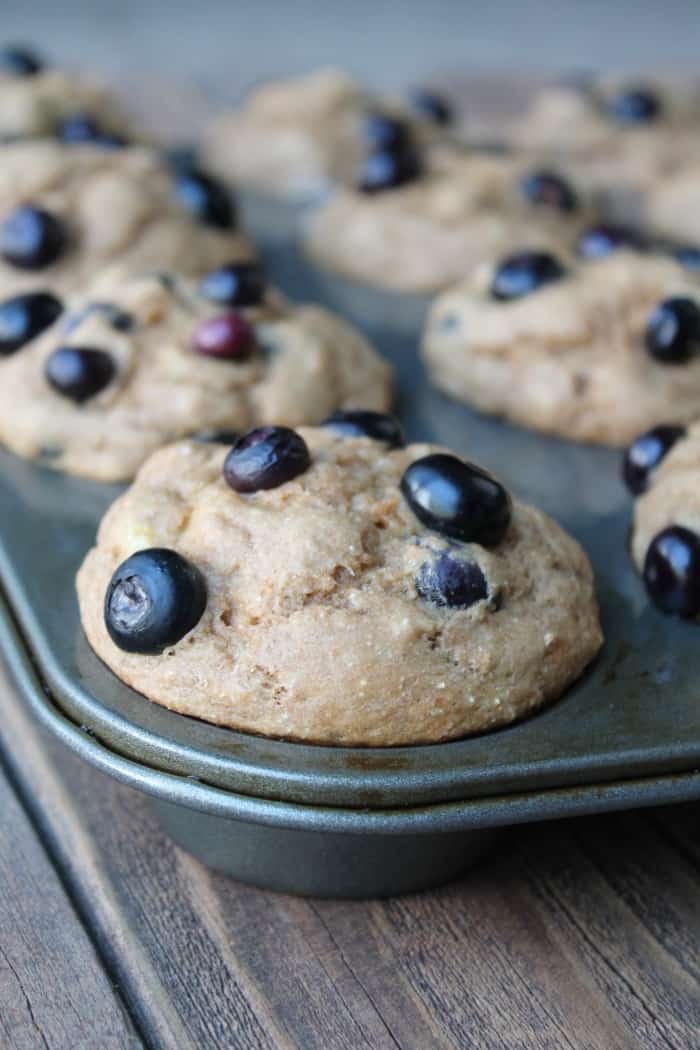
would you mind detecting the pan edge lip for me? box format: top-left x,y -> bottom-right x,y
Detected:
4,561 -> 700,809
2,587 -> 700,834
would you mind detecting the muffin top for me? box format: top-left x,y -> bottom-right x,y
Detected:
77,428 -> 602,745
0,264 -> 392,481
0,141 -> 253,296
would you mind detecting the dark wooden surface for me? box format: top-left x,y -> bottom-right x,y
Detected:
0,659 -> 698,1050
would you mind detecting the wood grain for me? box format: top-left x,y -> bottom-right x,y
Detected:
0,761 -> 140,1049
1,656 -> 699,1050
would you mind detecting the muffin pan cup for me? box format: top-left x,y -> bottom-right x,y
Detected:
4,589 -> 700,898
1,190 -> 700,897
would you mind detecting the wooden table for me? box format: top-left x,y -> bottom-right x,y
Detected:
1,659 -> 698,1050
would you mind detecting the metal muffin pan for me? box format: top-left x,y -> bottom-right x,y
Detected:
1,191 -> 700,897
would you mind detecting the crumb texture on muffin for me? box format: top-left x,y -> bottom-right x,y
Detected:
0,271 -> 391,481
77,430 -> 602,746
423,251 -> 700,445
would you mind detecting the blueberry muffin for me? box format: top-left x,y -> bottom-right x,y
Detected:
304,149 -> 595,293
201,67 -> 452,199
625,422 -> 700,619
0,44 -> 134,142
76,427 -> 602,746
514,76 -> 700,153
643,162 -> 700,246
0,263 -> 391,481
422,250 -> 700,445
0,140 -> 253,297
513,77 -> 700,221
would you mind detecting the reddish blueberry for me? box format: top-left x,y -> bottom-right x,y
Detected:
193,312 -> 255,359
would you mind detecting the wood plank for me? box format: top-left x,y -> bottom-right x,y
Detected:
0,760 -> 141,1050
1,657 -> 699,1050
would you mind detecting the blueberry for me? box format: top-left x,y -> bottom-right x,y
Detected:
193,312 -> 255,360
0,206 -> 67,269
643,525 -> 700,618
409,89 -> 452,125
520,170 -> 578,213
223,426 -> 310,493
362,112 -> 412,151
490,251 -> 566,301
577,223 -> 646,259
57,114 -> 127,148
45,346 -> 115,402
104,548 -> 207,654
190,428 -> 240,444
358,147 -> 423,194
173,169 -> 236,229
645,297 -> 700,364
401,454 -> 511,546
622,425 -> 686,494
0,46 -> 42,76
416,552 -> 488,608
0,291 -> 62,355
320,410 -> 405,448
608,87 -> 662,124
199,261 -> 266,307
672,245 -> 700,272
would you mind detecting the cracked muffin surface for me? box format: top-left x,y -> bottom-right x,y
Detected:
76,430 -> 602,746
0,141 -> 253,297
422,251 -> 700,446
0,268 -> 391,481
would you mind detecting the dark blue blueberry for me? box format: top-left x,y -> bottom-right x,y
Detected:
362,112 -> 412,151
608,87 -> 662,124
520,170 -> 578,212
358,147 -> 423,193
0,206 -> 67,269
408,89 -> 452,125
173,169 -> 236,229
623,425 -> 686,495
320,410 -> 405,448
672,245 -> 700,271
223,426 -> 310,493
0,46 -> 42,76
104,548 -> 207,653
577,223 -> 647,259
645,297 -> 700,364
416,552 -> 488,608
643,526 -> 700,618
400,454 -> 511,546
57,114 -> 127,148
490,251 -> 566,301
190,428 -> 240,445
0,291 -> 62,355
45,346 -> 115,402
199,261 -> 266,307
